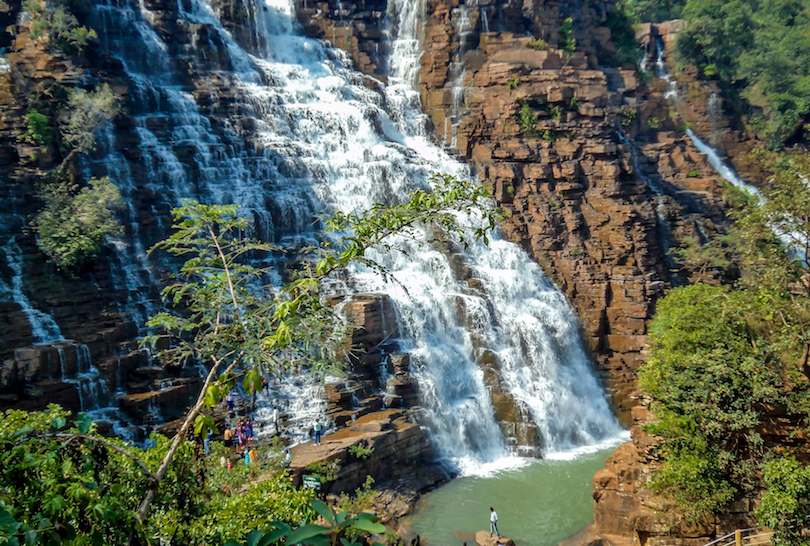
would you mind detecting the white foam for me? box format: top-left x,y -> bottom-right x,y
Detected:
544,430 -> 631,461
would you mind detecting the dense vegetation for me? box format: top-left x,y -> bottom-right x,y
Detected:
620,0 -> 810,148
641,153 -> 810,543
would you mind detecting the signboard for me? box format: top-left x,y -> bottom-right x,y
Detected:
302,475 -> 321,490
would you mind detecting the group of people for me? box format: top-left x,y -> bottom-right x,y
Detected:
223,418 -> 254,448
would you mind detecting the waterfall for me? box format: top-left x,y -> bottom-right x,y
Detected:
654,38 -> 678,100
0,237 -> 64,344
78,0 -> 623,470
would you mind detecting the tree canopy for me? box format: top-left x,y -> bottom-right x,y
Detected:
640,152 -> 810,541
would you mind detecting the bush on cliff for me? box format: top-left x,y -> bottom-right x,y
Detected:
641,152 -> 810,524
33,177 -> 123,271
674,0 -> 810,147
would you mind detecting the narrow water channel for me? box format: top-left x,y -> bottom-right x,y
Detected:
406,442 -> 625,546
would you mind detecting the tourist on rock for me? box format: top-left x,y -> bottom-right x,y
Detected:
246,419 -> 254,440
281,449 -> 292,468
272,405 -> 280,434
223,427 -> 234,447
249,448 -> 257,464
204,429 -> 213,456
237,420 -> 246,447
262,376 -> 269,395
244,450 -> 250,465
226,392 -> 235,412
489,507 -> 500,538
313,417 -> 323,445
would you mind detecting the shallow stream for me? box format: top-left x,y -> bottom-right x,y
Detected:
406,442 -> 625,546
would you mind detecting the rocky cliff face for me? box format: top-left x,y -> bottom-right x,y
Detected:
413,2 -> 734,421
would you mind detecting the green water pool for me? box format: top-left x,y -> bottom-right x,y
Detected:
406,445 -> 622,546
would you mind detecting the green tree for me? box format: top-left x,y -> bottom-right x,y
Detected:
619,0 -> 687,22
25,0 -> 97,54
136,174 -> 500,525
32,177 -> 123,271
640,152 -> 810,522
757,456 -> 810,546
57,84 -> 120,175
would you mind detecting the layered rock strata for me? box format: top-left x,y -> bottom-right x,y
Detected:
420,25 -> 730,418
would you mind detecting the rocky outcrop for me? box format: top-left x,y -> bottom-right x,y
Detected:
288,409 -> 438,493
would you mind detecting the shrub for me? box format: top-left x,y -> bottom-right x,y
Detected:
516,104 -> 538,133
20,110 -> 53,146
32,177 -> 123,270
687,170 -> 700,178
26,0 -> 97,54
348,442 -> 374,459
527,37 -> 547,50
557,17 -> 576,51
507,77 -> 520,90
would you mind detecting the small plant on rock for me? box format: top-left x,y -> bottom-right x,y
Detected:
516,104 -> 538,134
527,37 -> 547,50
557,17 -> 576,51
348,442 -> 374,460
507,77 -> 520,90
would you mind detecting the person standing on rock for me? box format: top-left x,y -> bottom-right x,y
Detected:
313,417 -> 323,445
489,507 -> 500,538
272,406 -> 280,434
226,392 -> 234,413
262,376 -> 270,396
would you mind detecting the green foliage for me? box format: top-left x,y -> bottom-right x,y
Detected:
20,110 -> 53,146
181,473 -> 315,545
348,442 -> 374,460
757,456 -> 810,546
569,247 -> 583,256
641,284 -> 800,517
733,152 -> 810,271
686,170 -> 701,178
507,77 -> 520,90
605,7 -> 639,66
337,476 -> 377,516
25,0 -> 97,54
305,460 -> 340,483
0,406 -> 320,546
224,499 -> 385,546
557,17 -> 576,51
618,106 -> 637,128
675,0 -> 810,147
26,83 -> 122,269
642,153 -> 810,522
526,37 -> 547,50
517,103 -> 538,132
32,177 -> 123,270
618,0 -> 686,23
59,84 -> 119,158
668,233 -> 736,282
646,116 -> 661,129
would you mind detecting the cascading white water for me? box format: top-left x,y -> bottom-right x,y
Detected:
0,236 -> 64,344
686,129 -> 760,196
83,0 -> 624,468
